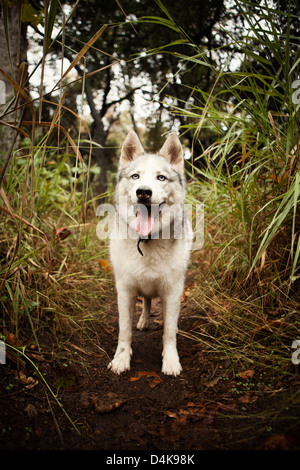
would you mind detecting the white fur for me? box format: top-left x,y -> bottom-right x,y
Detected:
108,131 -> 192,376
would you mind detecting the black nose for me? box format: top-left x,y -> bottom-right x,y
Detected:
136,187 -> 152,200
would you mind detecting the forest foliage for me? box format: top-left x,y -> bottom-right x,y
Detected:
0,0 -> 299,410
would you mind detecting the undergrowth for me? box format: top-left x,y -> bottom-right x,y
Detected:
1,128 -> 108,334
0,2 -> 113,362
0,0 -> 299,446
144,0 -> 300,438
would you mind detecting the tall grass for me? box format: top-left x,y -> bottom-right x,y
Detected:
0,0 -> 299,444
141,0 -> 299,294
141,0 -> 300,434
0,3 -> 111,357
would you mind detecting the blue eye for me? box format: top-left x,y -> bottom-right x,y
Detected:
131,174 -> 139,179
157,175 -> 166,181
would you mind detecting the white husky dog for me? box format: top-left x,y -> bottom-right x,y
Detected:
108,130 -> 192,376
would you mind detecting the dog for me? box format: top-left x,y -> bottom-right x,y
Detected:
108,130 -> 192,376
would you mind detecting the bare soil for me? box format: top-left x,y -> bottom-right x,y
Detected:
0,295 -> 299,452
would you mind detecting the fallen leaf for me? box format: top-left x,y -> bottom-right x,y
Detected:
204,377 -> 220,388
98,259 -> 112,271
165,411 -> 178,419
54,373 -> 76,391
94,401 -> 126,413
172,414 -> 187,425
91,394 -> 127,413
25,403 -> 38,417
238,369 -> 254,380
24,377 -> 39,390
187,402 -> 197,407
165,411 -> 188,425
15,370 -> 38,389
129,371 -> 163,389
165,403 -> 207,421
16,370 -> 27,384
181,285 -> 194,302
54,226 -> 71,241
4,331 -> 18,346
150,376 -> 163,389
27,352 -> 45,362
270,174 -> 281,184
238,392 -> 259,404
16,371 -> 38,389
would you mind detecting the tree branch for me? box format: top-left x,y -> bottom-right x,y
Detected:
102,85 -> 144,114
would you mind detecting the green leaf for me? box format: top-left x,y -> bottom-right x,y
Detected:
46,0 -> 59,49
54,374 -> 76,391
21,4 -> 43,27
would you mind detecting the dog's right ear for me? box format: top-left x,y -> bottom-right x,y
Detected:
120,130 -> 144,168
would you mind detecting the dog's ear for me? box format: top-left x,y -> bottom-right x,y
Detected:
159,133 -> 183,173
120,130 -> 144,167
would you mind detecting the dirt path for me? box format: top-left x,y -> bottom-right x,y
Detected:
76,299 -> 224,451
0,296 -> 297,451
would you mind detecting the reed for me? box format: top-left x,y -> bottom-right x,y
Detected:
142,0 -> 300,438
0,2 -> 112,353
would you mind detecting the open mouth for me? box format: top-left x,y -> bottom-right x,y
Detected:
134,202 -> 165,238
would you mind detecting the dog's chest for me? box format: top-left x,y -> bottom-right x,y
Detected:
132,248 -> 175,296
110,237 -> 186,296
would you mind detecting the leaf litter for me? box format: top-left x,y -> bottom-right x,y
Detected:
0,295 -> 299,450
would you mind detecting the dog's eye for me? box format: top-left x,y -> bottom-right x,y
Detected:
157,175 -> 166,181
131,174 -> 139,180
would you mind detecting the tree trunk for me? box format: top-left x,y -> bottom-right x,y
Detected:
0,1 -> 28,168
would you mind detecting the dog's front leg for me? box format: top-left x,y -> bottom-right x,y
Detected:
161,293 -> 182,376
109,289 -> 135,374
137,297 -> 151,330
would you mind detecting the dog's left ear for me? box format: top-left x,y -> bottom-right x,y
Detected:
159,133 -> 183,173
120,130 -> 144,167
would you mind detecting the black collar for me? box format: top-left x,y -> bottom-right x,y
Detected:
137,236 -> 151,256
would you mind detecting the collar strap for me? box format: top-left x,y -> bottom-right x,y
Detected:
137,237 -> 150,256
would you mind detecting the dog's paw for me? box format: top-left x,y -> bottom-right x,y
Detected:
137,315 -> 150,330
108,356 -> 130,374
162,354 -> 182,377
108,349 -> 131,374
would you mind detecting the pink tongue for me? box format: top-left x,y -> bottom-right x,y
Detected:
135,212 -> 154,237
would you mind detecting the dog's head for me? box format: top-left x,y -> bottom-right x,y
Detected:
115,131 -> 186,239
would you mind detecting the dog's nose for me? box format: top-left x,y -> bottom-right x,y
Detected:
136,187 -> 152,200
